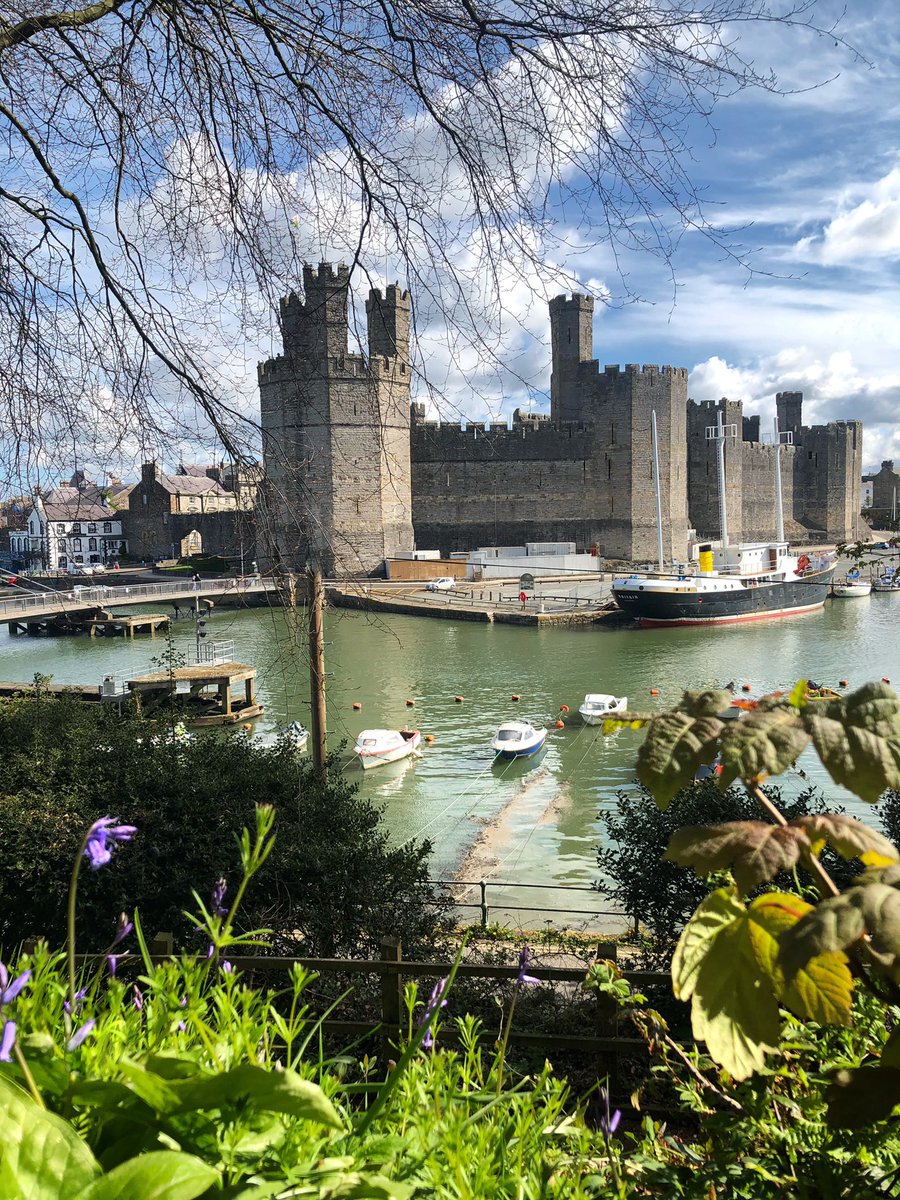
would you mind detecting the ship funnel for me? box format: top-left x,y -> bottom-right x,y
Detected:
698,544 -> 714,574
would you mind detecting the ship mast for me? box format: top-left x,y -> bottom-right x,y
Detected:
772,415 -> 792,544
651,409 -> 664,571
706,408 -> 737,550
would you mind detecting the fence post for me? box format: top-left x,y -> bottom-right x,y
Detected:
479,881 -> 488,927
594,943 -> 619,1095
380,937 -> 403,1060
150,931 -> 174,958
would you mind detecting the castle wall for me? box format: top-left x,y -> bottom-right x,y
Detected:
741,443 -> 796,542
687,399 -> 743,542
798,422 -> 863,541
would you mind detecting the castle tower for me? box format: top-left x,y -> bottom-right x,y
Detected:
549,293 -> 595,422
776,391 -> 803,446
259,266 -> 414,576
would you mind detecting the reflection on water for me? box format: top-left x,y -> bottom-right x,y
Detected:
2,595 -> 898,927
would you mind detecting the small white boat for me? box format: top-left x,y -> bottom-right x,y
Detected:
873,570 -> 900,593
284,721 -> 309,752
832,574 -> 872,598
353,728 -> 421,770
578,693 -> 628,725
491,720 -> 547,759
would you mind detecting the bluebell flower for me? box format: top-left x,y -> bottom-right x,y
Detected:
63,987 -> 88,1014
0,962 -> 31,1006
222,961 -> 233,974
84,817 -> 137,870
517,946 -> 539,985
211,879 -> 228,917
418,977 -> 449,1050
0,1020 -> 15,1062
107,955 -> 118,977
66,1020 -> 95,1052
600,1086 -> 621,1138
110,912 -> 133,948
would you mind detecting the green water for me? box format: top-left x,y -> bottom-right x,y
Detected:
3,596 -> 898,928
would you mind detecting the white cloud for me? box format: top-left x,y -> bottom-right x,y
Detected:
794,168 -> 900,264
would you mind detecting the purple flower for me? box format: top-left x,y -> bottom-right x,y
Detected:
177,1021 -> 186,1032
63,987 -> 88,1014
84,817 -> 137,870
0,962 -> 31,1007
179,995 -> 187,1008
107,955 -> 118,977
418,977 -> 449,1050
111,912 -> 133,949
600,1086 -> 621,1138
222,961 -> 233,974
517,946 -> 539,986
66,1019 -> 95,1052
132,985 -> 143,1011
0,1020 -> 15,1062
211,879 -> 228,917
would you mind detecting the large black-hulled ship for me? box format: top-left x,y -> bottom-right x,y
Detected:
612,542 -> 836,627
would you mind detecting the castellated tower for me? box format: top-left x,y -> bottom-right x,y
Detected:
549,293 -> 595,422
259,264 -> 414,576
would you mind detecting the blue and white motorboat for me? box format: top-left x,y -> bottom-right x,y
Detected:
578,694 -> 628,725
873,569 -> 900,593
490,719 -> 547,759
284,721 -> 309,752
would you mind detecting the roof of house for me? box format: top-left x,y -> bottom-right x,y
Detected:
41,499 -> 119,521
157,473 -> 228,497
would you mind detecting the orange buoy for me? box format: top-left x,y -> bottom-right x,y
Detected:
242,723 -> 253,731
511,693 -> 520,701
406,698 -> 415,706
650,689 -> 659,696
839,680 -> 849,688
554,719 -> 565,729
424,733 -> 435,743
559,704 -> 570,713
742,684 -> 752,692
883,677 -> 891,684
454,695 -> 464,703
352,702 -> 362,711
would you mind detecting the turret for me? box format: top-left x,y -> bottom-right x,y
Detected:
279,262 -> 350,362
776,391 -> 803,446
366,283 -> 411,362
549,293 -> 594,421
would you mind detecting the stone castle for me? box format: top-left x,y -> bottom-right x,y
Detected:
260,264 -> 863,575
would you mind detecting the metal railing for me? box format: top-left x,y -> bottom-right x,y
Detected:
199,639 -> 236,666
431,878 -> 636,934
0,577 -> 280,622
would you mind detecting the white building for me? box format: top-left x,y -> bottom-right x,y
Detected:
10,481 -> 127,570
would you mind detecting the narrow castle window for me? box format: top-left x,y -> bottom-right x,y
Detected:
567,328 -> 571,344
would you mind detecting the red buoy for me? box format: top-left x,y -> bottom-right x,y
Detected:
406,699 -> 415,706
454,695 -> 464,703
352,702 -> 362,710
554,719 -> 565,729
650,689 -> 659,696
742,684 -> 752,693
559,704 -> 570,713
511,694 -> 520,701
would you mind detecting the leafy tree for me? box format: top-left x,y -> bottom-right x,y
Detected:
597,779 -> 862,965
0,693 -> 447,956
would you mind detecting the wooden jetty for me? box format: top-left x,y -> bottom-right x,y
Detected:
0,681 -> 102,701
126,661 -> 263,726
8,611 -> 170,638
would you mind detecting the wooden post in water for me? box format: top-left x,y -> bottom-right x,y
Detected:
307,565 -> 328,780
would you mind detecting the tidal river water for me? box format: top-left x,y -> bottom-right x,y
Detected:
3,594 -> 899,930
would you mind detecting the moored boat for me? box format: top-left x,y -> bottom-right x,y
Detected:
832,572 -> 872,598
284,720 -> 309,751
873,569 -> 900,593
353,728 -> 421,770
578,694 -> 628,725
490,719 -> 547,758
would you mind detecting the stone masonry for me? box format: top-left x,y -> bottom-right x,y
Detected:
260,267 -> 863,575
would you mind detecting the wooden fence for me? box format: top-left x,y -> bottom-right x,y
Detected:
67,933 -> 672,1072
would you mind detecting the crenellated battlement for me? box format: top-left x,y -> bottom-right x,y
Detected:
303,261 -> 350,289
603,363 -> 689,380
549,292 -> 594,313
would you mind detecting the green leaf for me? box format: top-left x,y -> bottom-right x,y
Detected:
717,706 -> 810,788
787,680 -> 809,709
881,1027 -> 900,1069
671,887 -> 745,1001
826,1067 -> 900,1128
117,1060 -> 180,1114
322,1174 -> 415,1199
803,681 -> 900,803
74,1152 -> 218,1200
688,908 -> 781,1080
170,1063 -> 343,1127
747,893 -> 852,1025
778,890 -> 868,978
0,1073 -> 100,1199
791,813 -> 899,866
637,708 -> 725,808
664,821 -> 807,893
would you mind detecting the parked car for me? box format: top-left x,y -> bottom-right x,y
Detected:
91,563 -> 108,575
426,577 -> 456,592
67,563 -> 95,576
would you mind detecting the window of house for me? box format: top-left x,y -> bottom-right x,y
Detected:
103,522 -> 112,533
72,523 -> 81,534
73,537 -> 82,550
88,523 -> 97,533
88,537 -> 97,550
